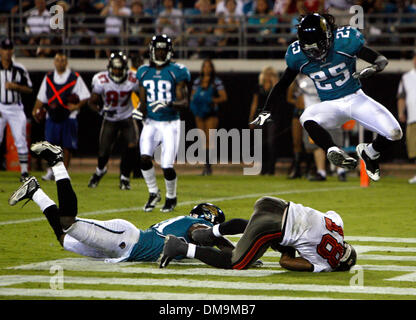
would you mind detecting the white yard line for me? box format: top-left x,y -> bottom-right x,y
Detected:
0,288 -> 337,300
0,186 -> 358,226
0,275 -> 415,297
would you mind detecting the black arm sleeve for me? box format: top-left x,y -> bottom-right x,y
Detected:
357,46 -> 388,71
262,67 -> 299,112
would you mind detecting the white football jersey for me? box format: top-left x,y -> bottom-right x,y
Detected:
91,70 -> 139,122
280,202 -> 345,272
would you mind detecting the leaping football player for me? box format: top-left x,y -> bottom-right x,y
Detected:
251,13 -> 402,181
135,34 -> 191,212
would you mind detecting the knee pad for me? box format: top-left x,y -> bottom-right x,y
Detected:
162,167 -> 176,181
253,196 -> 287,215
140,155 -> 153,171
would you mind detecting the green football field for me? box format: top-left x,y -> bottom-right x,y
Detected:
0,170 -> 415,300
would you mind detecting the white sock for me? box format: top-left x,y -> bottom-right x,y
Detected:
212,224 -> 222,237
165,177 -> 177,199
366,143 -> 380,159
96,166 -> 107,176
20,163 -> 28,174
317,169 -> 326,177
186,243 -> 196,259
141,167 -> 159,193
337,167 -> 346,174
51,162 -> 69,181
120,174 -> 129,181
32,189 -> 56,212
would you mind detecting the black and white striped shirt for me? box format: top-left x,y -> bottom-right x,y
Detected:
0,60 -> 32,105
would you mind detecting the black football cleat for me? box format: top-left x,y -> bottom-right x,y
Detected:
30,141 -> 63,167
9,176 -> 40,206
308,173 -> 327,181
356,143 -> 380,181
160,235 -> 188,269
143,190 -> 161,212
191,228 -> 217,246
88,168 -> 107,188
119,177 -> 131,190
160,197 -> 177,212
327,146 -> 357,170
19,172 -> 29,182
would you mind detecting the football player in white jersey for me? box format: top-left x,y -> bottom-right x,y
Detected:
88,51 -> 140,190
161,196 -> 356,272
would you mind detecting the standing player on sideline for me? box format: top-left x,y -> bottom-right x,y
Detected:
251,13 -> 402,181
88,51 -> 140,190
0,38 -> 33,181
136,34 -> 191,212
8,141 -> 231,263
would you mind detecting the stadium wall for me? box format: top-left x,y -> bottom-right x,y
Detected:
19,59 -> 410,162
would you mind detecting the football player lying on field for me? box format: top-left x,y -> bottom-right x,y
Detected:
160,196 -> 357,272
8,141 -> 234,263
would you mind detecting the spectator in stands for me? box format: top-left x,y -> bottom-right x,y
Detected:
23,0 -> 51,57
247,0 -> 277,59
190,59 -> 228,176
215,0 -> 242,58
272,0 -> 297,16
397,50 -> 416,184
216,0 -> 244,16
96,0 -> 131,58
156,0 -> 183,42
67,0 -> 101,58
186,0 -> 218,59
297,0 -> 325,13
32,52 -> 90,180
128,0 -> 154,52
249,66 -> 278,175
0,0 -> 18,13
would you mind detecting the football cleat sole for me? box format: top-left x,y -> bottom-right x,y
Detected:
327,147 -> 357,170
9,176 -> 40,206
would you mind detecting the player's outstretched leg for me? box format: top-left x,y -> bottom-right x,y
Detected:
9,175 -> 65,244
161,167 -> 177,212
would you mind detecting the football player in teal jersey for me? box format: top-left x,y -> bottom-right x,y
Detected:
251,13 -> 402,181
134,34 -> 191,213
8,141 -> 232,263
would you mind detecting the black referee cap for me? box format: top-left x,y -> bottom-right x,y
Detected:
1,38 -> 14,50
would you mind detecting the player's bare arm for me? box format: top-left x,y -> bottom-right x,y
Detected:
88,92 -> 102,113
278,247 -> 314,272
353,46 -> 388,79
32,99 -> 45,123
138,85 -> 148,117
250,67 -> 299,126
171,80 -> 189,111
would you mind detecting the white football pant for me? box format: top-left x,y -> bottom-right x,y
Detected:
300,89 -> 402,141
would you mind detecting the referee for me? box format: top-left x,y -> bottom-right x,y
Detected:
0,38 -> 33,181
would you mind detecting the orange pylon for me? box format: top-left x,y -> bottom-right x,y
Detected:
360,159 -> 370,188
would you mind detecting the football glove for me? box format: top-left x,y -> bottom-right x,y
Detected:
149,100 -> 171,113
100,106 -> 116,117
352,65 -> 378,79
249,111 -> 272,126
132,109 -> 143,121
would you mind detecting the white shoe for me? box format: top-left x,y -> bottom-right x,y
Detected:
42,170 -> 55,181
327,146 -> 357,170
409,175 -> 416,184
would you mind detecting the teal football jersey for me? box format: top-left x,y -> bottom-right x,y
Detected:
127,216 -> 212,262
285,26 -> 365,101
137,62 -> 191,121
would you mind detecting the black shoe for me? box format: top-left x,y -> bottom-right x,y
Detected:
9,176 -> 40,206
88,169 -> 107,188
191,228 -> 217,246
20,172 -> 29,182
159,235 -> 188,268
30,141 -> 63,167
338,172 -> 347,182
356,143 -> 380,181
161,197 -> 177,212
143,190 -> 161,212
308,173 -> 327,181
327,147 -> 357,170
287,167 -> 302,179
119,178 -> 130,190
201,165 -> 212,176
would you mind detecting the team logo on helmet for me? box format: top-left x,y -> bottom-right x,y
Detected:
189,203 -> 225,225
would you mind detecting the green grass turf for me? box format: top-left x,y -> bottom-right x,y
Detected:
0,170 -> 415,300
